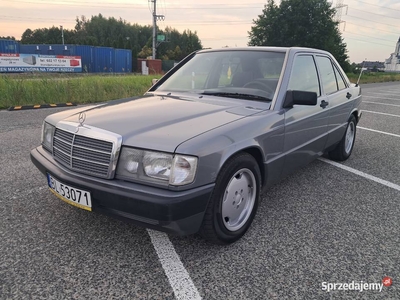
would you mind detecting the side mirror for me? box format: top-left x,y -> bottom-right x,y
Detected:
152,78 -> 158,86
283,90 -> 317,108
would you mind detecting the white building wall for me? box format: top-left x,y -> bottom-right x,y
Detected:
384,37 -> 400,72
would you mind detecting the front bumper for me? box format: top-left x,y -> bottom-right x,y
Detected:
30,146 -> 214,235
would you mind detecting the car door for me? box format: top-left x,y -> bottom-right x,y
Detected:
281,54 -> 330,178
315,55 -> 354,148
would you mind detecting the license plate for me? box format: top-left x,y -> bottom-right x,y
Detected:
47,173 -> 92,211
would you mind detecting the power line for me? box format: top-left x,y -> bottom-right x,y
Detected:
4,0 -> 264,9
0,15 -> 72,22
4,0 -> 140,8
345,31 -> 398,43
159,0 -> 164,17
343,36 -> 394,48
202,36 -> 247,41
350,7 -> 400,20
352,0 -> 400,12
345,14 -> 400,28
0,14 -> 251,25
170,22 -> 252,25
346,22 -> 400,35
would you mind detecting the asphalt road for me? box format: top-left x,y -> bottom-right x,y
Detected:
1,81 -> 399,299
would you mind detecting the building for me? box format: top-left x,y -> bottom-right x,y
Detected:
360,61 -> 385,71
385,37 -> 400,72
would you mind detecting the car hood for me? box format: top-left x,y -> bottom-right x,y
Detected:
47,94 -> 268,152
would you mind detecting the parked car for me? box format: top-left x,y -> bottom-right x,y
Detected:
31,47 -> 362,244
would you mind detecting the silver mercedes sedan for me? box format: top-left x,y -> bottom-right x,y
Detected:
31,47 -> 362,244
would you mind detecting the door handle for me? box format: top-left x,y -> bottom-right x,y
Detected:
346,92 -> 352,99
320,100 -> 329,108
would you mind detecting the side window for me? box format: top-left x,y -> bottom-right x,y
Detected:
288,55 -> 320,96
316,56 -> 338,94
333,65 -> 347,90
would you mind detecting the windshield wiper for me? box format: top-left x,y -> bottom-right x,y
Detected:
201,91 -> 271,101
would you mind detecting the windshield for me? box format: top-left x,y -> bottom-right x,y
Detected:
155,50 -> 286,101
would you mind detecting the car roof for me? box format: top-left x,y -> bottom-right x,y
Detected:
198,47 -> 289,53
198,46 -> 332,56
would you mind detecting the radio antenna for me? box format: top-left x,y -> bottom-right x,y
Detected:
356,59 -> 366,87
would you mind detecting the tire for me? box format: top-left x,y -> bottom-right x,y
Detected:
199,152 -> 261,245
329,114 -> 357,161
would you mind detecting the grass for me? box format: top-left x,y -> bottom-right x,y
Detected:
1,71 -> 399,109
0,74 -> 162,110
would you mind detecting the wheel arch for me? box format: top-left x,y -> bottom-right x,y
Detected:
219,146 -> 266,188
199,146 -> 264,244
242,147 -> 265,187
351,109 -> 359,123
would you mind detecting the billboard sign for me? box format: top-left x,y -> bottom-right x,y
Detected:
0,53 -> 82,72
157,35 -> 166,42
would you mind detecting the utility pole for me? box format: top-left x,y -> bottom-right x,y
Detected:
150,0 -> 164,59
60,25 -> 65,45
152,0 -> 156,59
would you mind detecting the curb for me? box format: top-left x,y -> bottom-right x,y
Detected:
7,103 -> 76,111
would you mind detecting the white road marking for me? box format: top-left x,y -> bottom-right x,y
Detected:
384,89 -> 400,93
358,126 -> 400,138
362,110 -> 400,118
363,89 -> 400,92
363,92 -> 400,97
363,101 -> 400,108
147,229 -> 202,300
319,158 -> 400,192
363,95 -> 400,101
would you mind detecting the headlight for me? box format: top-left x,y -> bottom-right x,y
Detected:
143,151 -> 172,181
41,122 -> 55,153
116,147 -> 197,186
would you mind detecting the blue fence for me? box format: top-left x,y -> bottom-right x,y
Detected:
0,39 -> 20,54
18,44 -> 132,73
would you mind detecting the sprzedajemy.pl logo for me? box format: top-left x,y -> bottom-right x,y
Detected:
322,277 -> 393,292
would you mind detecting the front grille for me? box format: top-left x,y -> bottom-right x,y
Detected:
53,128 -> 113,178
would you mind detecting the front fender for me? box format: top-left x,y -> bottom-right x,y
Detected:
174,111 -> 285,190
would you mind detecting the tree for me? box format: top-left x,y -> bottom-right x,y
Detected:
248,0 -> 281,46
248,0 -> 349,70
0,36 -> 16,40
138,45 -> 152,58
18,14 -> 203,63
21,29 -> 34,43
162,45 -> 183,61
155,27 -> 202,60
21,27 -> 75,44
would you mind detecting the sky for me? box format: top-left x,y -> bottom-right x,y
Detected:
0,0 -> 399,63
